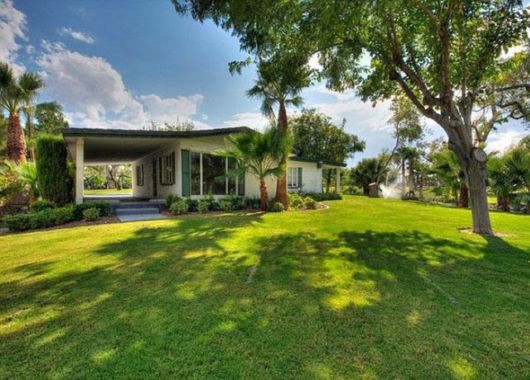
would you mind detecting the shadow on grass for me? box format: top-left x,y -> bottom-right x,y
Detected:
0,217 -> 528,379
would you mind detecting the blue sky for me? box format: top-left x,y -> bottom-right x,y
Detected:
1,0 -> 528,165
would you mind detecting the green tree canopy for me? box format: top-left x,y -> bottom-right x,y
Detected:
290,108 -> 365,164
35,102 -> 69,135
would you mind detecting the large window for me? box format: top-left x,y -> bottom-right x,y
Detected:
288,167 -> 302,188
188,152 -> 241,196
191,152 -> 201,195
202,153 -> 226,194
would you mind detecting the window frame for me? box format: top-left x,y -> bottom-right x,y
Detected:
288,167 -> 301,188
160,152 -> 175,185
187,151 -> 240,196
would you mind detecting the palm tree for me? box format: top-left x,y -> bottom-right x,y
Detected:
246,57 -> 311,208
0,63 -> 44,163
21,73 -> 44,161
219,128 -> 288,211
488,155 -> 513,212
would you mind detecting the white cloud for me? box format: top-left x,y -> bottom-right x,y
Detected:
37,42 -> 208,129
139,93 -> 204,122
0,0 -> 26,72
486,130 -> 528,153
58,27 -> 95,44
223,112 -> 269,130
314,96 -> 393,132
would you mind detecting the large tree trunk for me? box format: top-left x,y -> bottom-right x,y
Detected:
275,101 -> 289,208
7,112 -> 26,163
466,151 -> 493,235
259,178 -> 269,211
458,183 -> 469,208
497,195 -> 510,212
408,159 -> 416,191
26,117 -> 35,161
398,162 -> 404,194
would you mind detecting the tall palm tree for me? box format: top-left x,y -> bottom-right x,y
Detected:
19,71 -> 43,162
220,128 -> 288,211
0,62 -> 44,163
247,57 -> 311,208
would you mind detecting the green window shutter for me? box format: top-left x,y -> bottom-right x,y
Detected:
238,170 -> 245,196
298,167 -> 303,189
181,149 -> 190,196
171,151 -> 176,184
159,157 -> 163,184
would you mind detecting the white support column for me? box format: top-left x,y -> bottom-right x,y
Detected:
336,168 -> 341,193
75,138 -> 84,204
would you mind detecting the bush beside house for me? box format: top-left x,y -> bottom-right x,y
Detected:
36,135 -> 73,206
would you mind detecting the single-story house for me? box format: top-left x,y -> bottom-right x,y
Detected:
63,127 -> 345,204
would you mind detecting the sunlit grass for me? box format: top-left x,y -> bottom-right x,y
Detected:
0,196 -> 529,379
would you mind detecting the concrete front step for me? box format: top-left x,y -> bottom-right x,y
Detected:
117,213 -> 167,222
111,202 -> 165,212
115,207 -> 160,216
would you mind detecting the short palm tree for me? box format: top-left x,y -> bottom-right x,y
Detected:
488,155 -> 514,211
247,57 -> 311,208
219,128 -> 288,211
0,62 -> 44,163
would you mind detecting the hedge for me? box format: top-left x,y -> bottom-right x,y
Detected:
4,206 -> 76,232
3,201 -> 113,232
36,135 -> 73,206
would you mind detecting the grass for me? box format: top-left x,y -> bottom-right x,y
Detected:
84,188 -> 132,195
0,196 -> 529,379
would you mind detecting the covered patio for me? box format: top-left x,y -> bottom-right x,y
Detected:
64,128 -> 178,204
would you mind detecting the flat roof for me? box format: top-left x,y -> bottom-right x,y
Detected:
62,126 -> 253,139
289,156 -> 347,167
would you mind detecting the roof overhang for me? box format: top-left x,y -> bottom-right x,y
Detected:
63,127 -> 252,165
289,156 -> 347,168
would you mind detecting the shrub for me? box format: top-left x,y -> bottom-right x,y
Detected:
82,207 -> 100,221
169,199 -> 188,215
36,135 -> 73,205
223,194 -> 245,210
203,195 -> 220,211
219,198 -> 233,212
197,199 -> 210,213
288,193 -> 304,209
165,194 -> 180,209
301,192 -> 342,201
74,201 -> 112,220
30,200 -> 56,212
303,197 -> 317,209
244,197 -> 261,210
269,201 -> 284,212
185,197 -> 198,212
4,206 -> 75,232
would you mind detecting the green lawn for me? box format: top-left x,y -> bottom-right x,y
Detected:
1,197 -> 529,379
84,188 -> 132,195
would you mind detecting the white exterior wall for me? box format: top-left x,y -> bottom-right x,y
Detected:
131,136 -> 326,199
132,141 -> 180,199
287,160 -> 323,193
244,159 -> 323,198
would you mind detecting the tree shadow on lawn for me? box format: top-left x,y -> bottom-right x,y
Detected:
0,218 -> 528,379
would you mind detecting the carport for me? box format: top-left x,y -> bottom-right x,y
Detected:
63,128 -> 177,204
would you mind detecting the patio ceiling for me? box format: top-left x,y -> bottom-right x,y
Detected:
63,127 -> 252,165
64,135 -> 175,164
